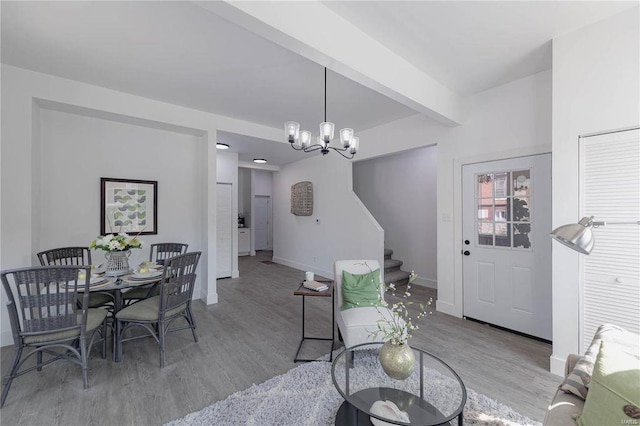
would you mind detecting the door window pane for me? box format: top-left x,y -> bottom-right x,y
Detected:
478,174 -> 493,198
495,222 -> 508,236
478,221 -> 493,246
494,172 -> 510,198
513,170 -> 531,196
477,198 -> 492,219
513,197 -> 530,222
513,224 -> 531,248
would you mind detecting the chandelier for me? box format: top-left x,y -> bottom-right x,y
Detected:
285,68 -> 359,159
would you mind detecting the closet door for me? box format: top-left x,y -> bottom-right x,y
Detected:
580,128 -> 640,351
216,183 -> 233,279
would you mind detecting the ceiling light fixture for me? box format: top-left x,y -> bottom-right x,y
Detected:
285,67 -> 359,159
550,216 -> 640,254
253,159 -> 267,164
216,143 -> 230,150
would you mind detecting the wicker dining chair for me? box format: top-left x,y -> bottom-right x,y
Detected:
0,265 -> 108,407
37,246 -> 114,310
122,242 -> 189,305
115,251 -> 201,367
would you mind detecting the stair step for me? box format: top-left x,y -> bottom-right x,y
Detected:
384,258 -> 403,271
384,269 -> 411,287
384,248 -> 393,258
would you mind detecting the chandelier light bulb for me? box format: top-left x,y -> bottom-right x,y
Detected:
350,136 -> 359,154
340,128 -> 353,148
300,130 -> 312,148
320,122 -> 335,143
285,121 -> 300,143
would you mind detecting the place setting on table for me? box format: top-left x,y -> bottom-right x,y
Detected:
124,260 -> 164,281
67,264 -> 111,290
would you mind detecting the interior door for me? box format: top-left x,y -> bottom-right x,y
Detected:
254,195 -> 270,251
462,154 -> 552,340
216,183 -> 232,278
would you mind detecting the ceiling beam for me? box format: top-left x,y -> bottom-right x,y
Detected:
197,1 -> 462,126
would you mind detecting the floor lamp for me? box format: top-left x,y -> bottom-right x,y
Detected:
550,216 -> 640,254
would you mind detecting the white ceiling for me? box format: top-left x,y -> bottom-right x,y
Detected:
2,1 -> 636,165
324,1 -> 636,96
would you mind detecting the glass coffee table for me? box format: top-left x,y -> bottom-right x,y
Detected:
331,342 -> 466,425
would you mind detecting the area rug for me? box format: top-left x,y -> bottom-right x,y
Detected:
167,350 -> 541,426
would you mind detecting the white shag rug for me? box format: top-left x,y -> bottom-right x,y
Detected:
167,350 -> 541,426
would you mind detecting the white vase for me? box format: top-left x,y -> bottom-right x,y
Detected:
105,250 -> 131,276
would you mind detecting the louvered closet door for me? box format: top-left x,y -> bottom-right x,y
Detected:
580,128 -> 640,351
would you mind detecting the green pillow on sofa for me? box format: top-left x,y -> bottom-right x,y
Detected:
577,341 -> 640,426
340,269 -> 385,311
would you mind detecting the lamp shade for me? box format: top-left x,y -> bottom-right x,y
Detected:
549,216 -> 595,254
285,121 -> 300,143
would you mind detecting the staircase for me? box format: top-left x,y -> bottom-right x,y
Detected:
383,248 -> 412,287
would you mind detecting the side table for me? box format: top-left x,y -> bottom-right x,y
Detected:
293,279 -> 335,362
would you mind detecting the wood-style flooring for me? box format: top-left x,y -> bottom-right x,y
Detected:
0,252 -> 559,425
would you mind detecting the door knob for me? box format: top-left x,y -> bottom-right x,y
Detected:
463,251 -> 470,256
464,240 -> 470,245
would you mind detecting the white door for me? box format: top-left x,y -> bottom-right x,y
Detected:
254,195 -> 270,251
462,154 -> 552,340
216,183 -> 232,278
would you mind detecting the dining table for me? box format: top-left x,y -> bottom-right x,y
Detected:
80,267 -> 163,362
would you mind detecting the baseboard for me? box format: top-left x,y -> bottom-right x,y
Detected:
435,300 -> 459,317
412,277 -> 437,289
201,290 -> 218,305
550,354 -> 567,377
232,269 -> 239,278
271,256 -> 333,280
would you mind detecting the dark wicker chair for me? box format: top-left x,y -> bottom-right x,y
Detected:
115,251 -> 201,367
37,247 -> 114,310
0,266 -> 107,407
122,243 -> 189,305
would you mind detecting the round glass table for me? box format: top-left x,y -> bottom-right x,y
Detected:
331,342 -> 466,425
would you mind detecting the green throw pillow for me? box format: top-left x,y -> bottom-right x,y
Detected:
340,269 -> 385,311
577,341 -> 640,426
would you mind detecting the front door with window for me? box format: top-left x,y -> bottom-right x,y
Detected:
462,154 -> 552,340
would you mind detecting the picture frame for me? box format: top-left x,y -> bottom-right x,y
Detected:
291,181 -> 313,216
100,177 -> 157,235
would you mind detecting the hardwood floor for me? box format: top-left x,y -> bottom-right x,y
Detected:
0,252 -> 559,424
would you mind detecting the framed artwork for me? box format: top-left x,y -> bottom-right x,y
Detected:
291,181 -> 313,216
100,178 -> 157,235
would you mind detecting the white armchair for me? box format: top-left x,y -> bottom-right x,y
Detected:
334,260 -> 395,349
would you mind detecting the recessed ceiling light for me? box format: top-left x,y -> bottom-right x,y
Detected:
216,143 -> 230,150
253,159 -> 267,164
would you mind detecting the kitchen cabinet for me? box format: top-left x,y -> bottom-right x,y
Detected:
238,228 -> 250,256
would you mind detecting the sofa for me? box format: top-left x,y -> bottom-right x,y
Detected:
543,326 -> 640,425
543,354 -> 585,424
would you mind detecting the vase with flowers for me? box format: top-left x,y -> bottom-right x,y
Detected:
90,232 -> 143,276
369,271 -> 433,380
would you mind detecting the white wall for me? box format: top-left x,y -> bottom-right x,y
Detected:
253,169 -> 273,196
550,9 -> 640,375
38,109 -> 203,277
238,167 -> 251,224
0,65 -> 282,346
357,70 -> 552,318
272,154 -> 384,279
217,151 -> 239,278
353,145 -> 438,287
